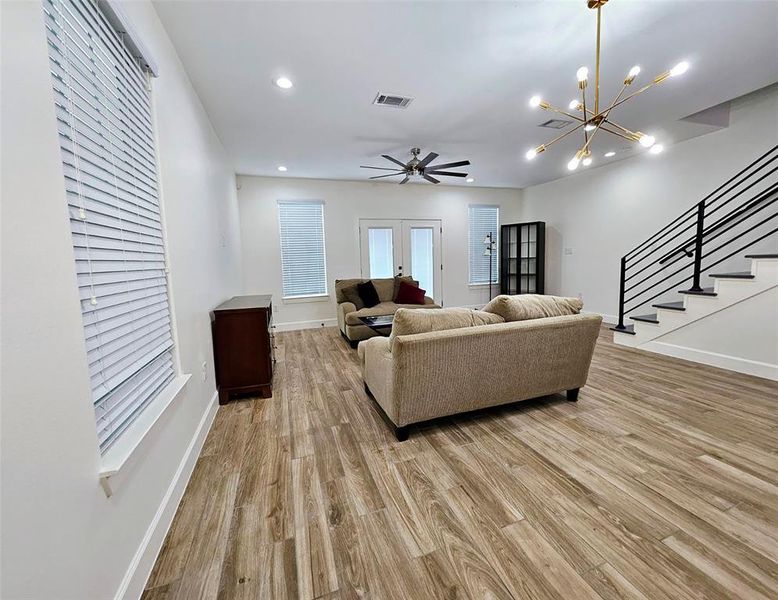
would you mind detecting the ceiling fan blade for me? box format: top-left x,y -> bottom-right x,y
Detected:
399,176 -> 410,185
381,154 -> 408,169
426,160 -> 470,171
369,173 -> 404,180
360,165 -> 405,171
422,173 -> 440,184
426,171 -> 468,177
416,152 -> 438,169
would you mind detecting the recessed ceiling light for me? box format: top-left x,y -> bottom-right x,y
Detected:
604,151 -> 616,157
277,165 -> 287,172
649,144 -> 664,155
466,177 -> 474,183
274,76 -> 293,89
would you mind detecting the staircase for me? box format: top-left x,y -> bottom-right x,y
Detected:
612,145 -> 778,380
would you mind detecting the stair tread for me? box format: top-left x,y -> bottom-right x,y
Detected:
679,287 -> 717,296
652,301 -> 685,311
631,313 -> 660,324
708,271 -> 754,279
610,324 -> 635,335
745,253 -> 778,259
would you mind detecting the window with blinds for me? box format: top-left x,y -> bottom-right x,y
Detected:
43,0 -> 175,453
277,201 -> 327,298
469,205 -> 500,285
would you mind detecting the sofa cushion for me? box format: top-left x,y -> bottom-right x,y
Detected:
395,281 -> 426,305
372,278 -> 396,303
393,276 -> 417,300
335,278 -> 365,303
389,307 -> 504,348
345,302 -> 440,326
482,294 -> 583,322
357,280 -> 380,308
341,284 -> 364,309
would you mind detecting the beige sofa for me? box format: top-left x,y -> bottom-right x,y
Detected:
336,277 -> 440,347
359,298 -> 602,440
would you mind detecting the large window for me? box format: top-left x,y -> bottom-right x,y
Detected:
278,200 -> 327,298
44,0 -> 174,453
469,205 -> 499,285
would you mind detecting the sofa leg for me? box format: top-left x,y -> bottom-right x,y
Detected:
567,388 -> 580,402
350,339 -> 359,349
395,426 -> 409,442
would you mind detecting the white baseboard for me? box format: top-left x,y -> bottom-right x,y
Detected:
116,391 -> 219,600
642,340 -> 778,382
582,309 -> 618,325
273,317 -> 338,332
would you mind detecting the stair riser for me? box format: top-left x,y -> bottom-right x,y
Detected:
617,263 -> 777,346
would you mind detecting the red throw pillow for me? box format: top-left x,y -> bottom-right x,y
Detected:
395,281 -> 426,305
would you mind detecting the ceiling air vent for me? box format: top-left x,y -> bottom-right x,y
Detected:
373,92 -> 413,109
539,118 -> 573,129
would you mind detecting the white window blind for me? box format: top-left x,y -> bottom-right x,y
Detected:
469,205 -> 499,285
278,201 -> 327,298
43,0 -> 175,453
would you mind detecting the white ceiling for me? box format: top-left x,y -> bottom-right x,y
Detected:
153,0 -> 778,189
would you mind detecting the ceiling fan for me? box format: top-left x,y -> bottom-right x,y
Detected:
361,147 -> 470,184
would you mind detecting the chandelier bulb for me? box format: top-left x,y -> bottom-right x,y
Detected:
649,144 -> 664,155
529,95 -> 542,108
638,133 -> 656,148
576,66 -> 589,83
629,66 -> 641,78
567,157 -> 580,171
670,61 -> 690,77
582,157 -> 593,167
584,123 -> 596,132
526,148 -> 537,160
568,99 -> 580,110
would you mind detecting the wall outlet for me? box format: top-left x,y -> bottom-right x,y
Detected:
201,361 -> 207,382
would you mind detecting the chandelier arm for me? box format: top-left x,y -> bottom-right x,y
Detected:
603,119 -> 641,141
599,125 -> 639,142
540,121 -> 587,150
543,103 -> 586,123
606,79 -> 663,113
581,87 -> 589,144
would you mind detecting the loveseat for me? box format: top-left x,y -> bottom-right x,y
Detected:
358,295 -> 602,440
336,277 -> 441,347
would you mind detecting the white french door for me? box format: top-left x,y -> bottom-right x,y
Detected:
359,219 -> 443,304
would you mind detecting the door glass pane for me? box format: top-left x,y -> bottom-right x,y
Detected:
410,228 -> 434,297
368,228 -> 394,278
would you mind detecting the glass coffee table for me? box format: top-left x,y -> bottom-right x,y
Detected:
359,315 -> 394,336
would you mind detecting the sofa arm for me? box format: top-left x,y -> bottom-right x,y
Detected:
337,301 -> 356,333
361,337 -> 396,423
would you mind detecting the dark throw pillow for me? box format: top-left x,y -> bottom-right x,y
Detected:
395,281 -> 426,305
357,280 -> 380,308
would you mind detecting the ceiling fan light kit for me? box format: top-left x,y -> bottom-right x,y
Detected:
526,0 -> 690,171
360,147 -> 470,184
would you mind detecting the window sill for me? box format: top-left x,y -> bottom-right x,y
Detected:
282,294 -> 330,304
468,282 -> 499,288
99,373 -> 191,497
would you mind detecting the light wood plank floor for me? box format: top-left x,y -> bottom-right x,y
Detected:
143,326 -> 778,600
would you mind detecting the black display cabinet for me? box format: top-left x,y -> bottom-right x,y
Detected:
500,221 -> 545,295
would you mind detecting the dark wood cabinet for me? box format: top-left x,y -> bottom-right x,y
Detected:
500,222 -> 545,295
211,295 -> 274,404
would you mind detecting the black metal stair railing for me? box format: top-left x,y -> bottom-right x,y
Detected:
614,144 -> 778,331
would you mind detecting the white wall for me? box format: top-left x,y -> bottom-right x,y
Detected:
519,85 -> 778,321
236,176 -> 521,328
1,2 -> 242,599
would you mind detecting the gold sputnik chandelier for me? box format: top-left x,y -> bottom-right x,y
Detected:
526,0 -> 690,171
